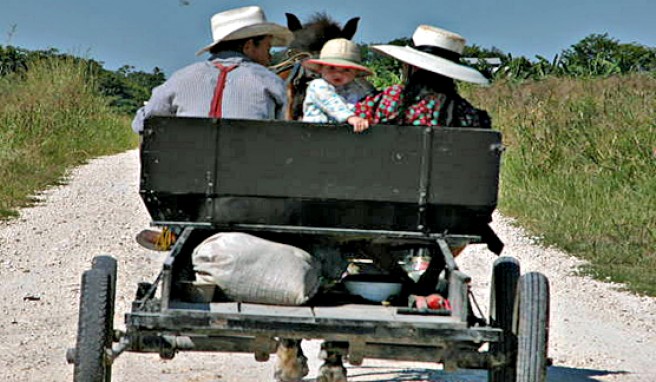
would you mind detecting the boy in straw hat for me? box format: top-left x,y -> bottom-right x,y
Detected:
132,6 -> 293,250
131,8 -> 313,382
355,25 -> 491,128
132,5 -> 293,135
301,38 -> 375,132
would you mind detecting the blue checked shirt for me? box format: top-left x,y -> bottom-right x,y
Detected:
132,51 -> 287,133
302,78 -> 375,124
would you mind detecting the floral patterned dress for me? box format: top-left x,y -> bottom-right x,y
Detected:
354,84 -> 491,128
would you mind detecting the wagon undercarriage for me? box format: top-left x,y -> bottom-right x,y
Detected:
67,118 -> 550,382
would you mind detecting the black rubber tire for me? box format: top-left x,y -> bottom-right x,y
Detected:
515,272 -> 550,382
488,256 -> 520,382
91,256 -> 117,321
91,256 -> 117,382
74,269 -> 112,382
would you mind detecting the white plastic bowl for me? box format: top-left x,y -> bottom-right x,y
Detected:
343,278 -> 403,302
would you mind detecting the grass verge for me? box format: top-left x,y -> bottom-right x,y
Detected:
0,57 -> 138,218
465,74 -> 656,296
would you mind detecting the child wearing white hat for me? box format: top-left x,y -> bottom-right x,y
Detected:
301,38 -> 375,132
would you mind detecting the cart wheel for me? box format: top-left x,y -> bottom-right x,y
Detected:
92,256 -> 117,319
91,256 -> 117,382
515,272 -> 550,382
74,269 -> 113,382
488,256 -> 520,382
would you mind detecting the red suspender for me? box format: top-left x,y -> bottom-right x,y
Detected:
209,62 -> 238,118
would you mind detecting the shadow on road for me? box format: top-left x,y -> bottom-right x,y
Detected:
548,366 -> 628,381
328,365 -> 628,381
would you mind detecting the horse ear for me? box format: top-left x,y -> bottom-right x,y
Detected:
341,17 -> 360,40
285,13 -> 303,31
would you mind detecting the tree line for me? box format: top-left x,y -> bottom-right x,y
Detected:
363,33 -> 656,87
0,45 -> 165,114
474,33 -> 656,80
1,33 -> 654,114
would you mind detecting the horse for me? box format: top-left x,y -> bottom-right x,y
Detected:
272,14 -> 360,382
271,12 -> 360,121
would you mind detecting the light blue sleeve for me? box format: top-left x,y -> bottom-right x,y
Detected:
306,79 -> 354,123
131,82 -> 177,133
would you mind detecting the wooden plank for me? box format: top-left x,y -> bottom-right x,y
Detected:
209,302 -> 240,314
313,305 -> 396,322
391,312 -> 464,326
215,119 -> 423,202
314,304 -> 468,328
239,303 -> 315,319
313,305 -> 453,327
173,301 -> 465,328
127,311 -> 501,344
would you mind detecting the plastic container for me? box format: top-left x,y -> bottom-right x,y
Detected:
342,274 -> 403,302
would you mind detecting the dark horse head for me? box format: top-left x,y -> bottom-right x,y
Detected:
285,12 -> 360,54
274,12 -> 360,120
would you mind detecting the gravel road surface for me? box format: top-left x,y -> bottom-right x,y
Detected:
0,150 -> 654,381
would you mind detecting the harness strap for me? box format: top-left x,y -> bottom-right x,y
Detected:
286,61 -> 304,86
209,62 -> 238,118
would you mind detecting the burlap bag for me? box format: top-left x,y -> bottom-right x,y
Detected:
192,232 -> 321,305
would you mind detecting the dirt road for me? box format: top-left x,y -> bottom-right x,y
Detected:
0,150 -> 654,381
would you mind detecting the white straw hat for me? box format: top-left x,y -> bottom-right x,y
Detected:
197,6 -> 294,55
302,38 -> 372,75
371,25 -> 489,85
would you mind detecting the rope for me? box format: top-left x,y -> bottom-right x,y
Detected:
269,51 -> 313,73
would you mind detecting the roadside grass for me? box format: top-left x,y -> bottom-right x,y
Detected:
465,74 -> 656,296
0,57 -> 138,218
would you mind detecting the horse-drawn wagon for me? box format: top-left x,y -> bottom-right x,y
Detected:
67,117 -> 550,382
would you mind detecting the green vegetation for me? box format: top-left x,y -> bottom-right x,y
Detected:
0,57 -> 138,217
464,74 -> 656,296
364,33 -> 656,83
463,33 -> 656,81
1,45 -> 165,114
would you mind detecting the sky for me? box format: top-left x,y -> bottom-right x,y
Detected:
2,0 -> 654,76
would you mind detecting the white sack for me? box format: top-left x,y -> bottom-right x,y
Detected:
192,232 -> 321,305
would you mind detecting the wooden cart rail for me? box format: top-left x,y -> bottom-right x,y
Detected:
140,117 -> 502,235
127,303 -> 500,345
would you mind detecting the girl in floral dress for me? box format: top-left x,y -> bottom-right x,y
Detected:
355,25 -> 491,129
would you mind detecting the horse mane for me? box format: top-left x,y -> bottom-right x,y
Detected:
286,12 -> 360,54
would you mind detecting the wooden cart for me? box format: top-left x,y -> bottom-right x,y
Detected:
67,117 -> 550,382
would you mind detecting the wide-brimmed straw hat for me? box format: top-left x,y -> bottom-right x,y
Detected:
197,6 -> 294,55
302,38 -> 372,75
371,25 -> 489,85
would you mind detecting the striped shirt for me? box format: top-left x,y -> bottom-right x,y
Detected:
132,51 -> 287,133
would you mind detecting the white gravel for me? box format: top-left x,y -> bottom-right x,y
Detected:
0,149 -> 654,382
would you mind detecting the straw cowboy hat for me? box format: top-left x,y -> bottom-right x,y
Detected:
371,25 -> 489,85
302,38 -> 372,75
197,6 -> 294,55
